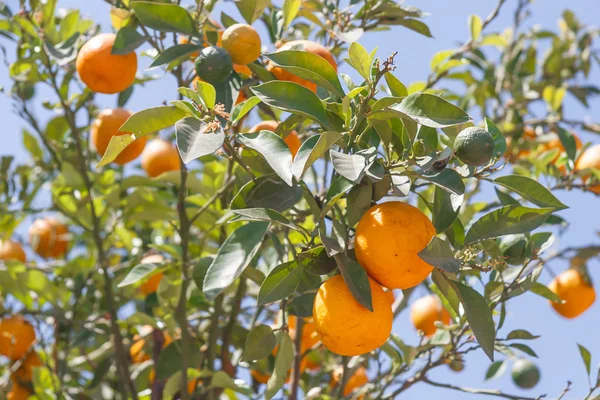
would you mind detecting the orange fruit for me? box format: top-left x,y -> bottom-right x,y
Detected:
0,316 -> 36,360
355,202 -> 435,289
130,328 -> 173,363
410,295 -> 451,337
7,383 -> 31,400
140,139 -> 180,178
548,269 -> 596,318
250,368 -> 291,385
233,64 -> 253,77
0,240 -> 26,263
76,33 -> 137,94
11,351 -> 42,383
248,120 -> 301,157
28,217 -> 69,259
541,132 -> 583,172
222,23 -> 261,65
384,289 -> 395,306
331,366 -> 369,397
268,40 -> 337,93
313,274 -> 392,356
139,254 -> 165,295
575,144 -> 600,194
91,108 -> 147,165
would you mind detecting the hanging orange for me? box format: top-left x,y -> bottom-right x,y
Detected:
28,217 -> 69,259
140,139 -> 181,178
91,108 -> 147,165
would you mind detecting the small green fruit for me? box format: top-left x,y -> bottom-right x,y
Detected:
454,127 -> 495,166
511,359 -> 540,389
499,234 -> 531,266
194,46 -> 233,84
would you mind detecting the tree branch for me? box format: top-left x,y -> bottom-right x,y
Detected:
421,377 -> 545,400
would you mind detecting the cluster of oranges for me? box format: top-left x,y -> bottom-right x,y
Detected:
0,317 -> 40,399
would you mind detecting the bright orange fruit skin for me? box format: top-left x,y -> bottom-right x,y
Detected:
331,366 -> 369,397
91,108 -> 147,165
140,139 -> 181,178
355,202 -> 436,290
138,254 -> 165,295
222,23 -> 261,65
0,316 -> 36,360
0,240 -> 27,263
7,383 -> 31,400
76,33 -> 137,94
268,40 -> 337,93
248,120 -> 301,157
548,269 -> 596,318
11,351 -> 42,383
410,295 -> 451,337
28,217 -> 69,259
313,274 -> 392,356
576,144 -> 600,194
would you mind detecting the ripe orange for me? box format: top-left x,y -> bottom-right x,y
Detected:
91,108 -> 147,165
11,351 -> 42,383
140,139 -> 180,178
248,120 -> 301,157
76,33 -> 137,94
222,24 -> 261,65
0,316 -> 36,360
541,132 -> 583,172
7,383 -> 31,400
233,64 -> 253,77
575,144 -> 600,194
139,254 -> 165,295
331,366 -> 369,397
384,289 -> 395,306
313,274 -> 392,356
130,328 -> 173,363
355,202 -> 436,290
251,368 -> 291,385
548,269 -> 596,318
410,295 -> 451,336
0,240 -> 26,263
28,217 -> 69,259
268,40 -> 337,93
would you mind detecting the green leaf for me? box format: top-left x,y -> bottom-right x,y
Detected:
321,176 -> 354,219
175,117 -> 225,163
298,246 -> 337,276
485,360 -> 507,380
22,129 -> 43,160
203,222 -> 269,299
282,0 -> 301,28
231,96 -> 261,125
578,343 -> 592,377
251,82 -> 330,127
195,81 -> 217,109
266,50 -> 344,96
530,281 -> 564,303
150,44 -> 202,68
431,270 -> 461,318
485,117 -> 506,158
390,93 -> 471,128
208,371 -> 254,395
258,261 -> 303,305
119,106 -> 187,135
418,236 -> 461,273
464,206 -> 555,245
231,208 -> 305,234
118,86 -> 134,108
494,175 -> 568,210
164,369 -> 206,399
231,175 -> 302,213
130,1 -> 197,35
510,343 -> 538,358
112,26 -> 146,55
266,331 -> 294,400
335,254 -> 373,311
118,262 -> 162,288
507,329 -> 540,340
347,182 -> 373,227
96,134 -> 135,167
192,257 -> 213,291
557,126 -> 578,161
330,147 -> 376,183
469,14 -> 482,40
288,292 -> 316,317
385,72 -> 408,97
420,168 -> 465,195
236,0 -> 270,24
395,18 -> 432,37
237,130 -> 294,186
241,325 -> 277,362
292,131 -> 343,179
432,186 -> 462,233
452,281 -> 495,361
155,340 -> 202,380
344,42 -> 372,81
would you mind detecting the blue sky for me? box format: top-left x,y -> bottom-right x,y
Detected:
2,0 -> 600,399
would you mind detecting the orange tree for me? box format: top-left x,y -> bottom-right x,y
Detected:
1,0 -> 600,399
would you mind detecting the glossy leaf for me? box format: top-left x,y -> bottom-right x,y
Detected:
241,325 -> 277,362
119,106 -> 187,135
335,254 -> 373,311
150,44 -> 202,68
507,329 -> 540,340
494,175 -> 567,210
418,236 -> 461,273
298,246 -> 337,276
344,42 -> 371,81
131,2 -> 197,35
464,206 -> 555,245
485,118 -> 506,158
176,117 -> 225,163
432,186 -> 463,233
155,340 -> 202,380
112,26 -> 146,55
237,130 -> 294,186
231,175 -> 302,212
258,261 -> 302,305
530,281 -> 564,303
203,222 -> 269,300
266,331 -> 294,399
231,208 -> 305,234
231,96 -> 261,125
236,0 -> 270,24
292,131 -> 343,179
96,134 -> 135,168
330,147 -> 376,183
385,72 -> 408,97
557,126 -> 578,161
118,262 -> 162,288
485,360 -> 507,380
282,0 -> 301,27
578,343 -> 592,378
251,82 -> 330,127
390,93 -> 471,128
419,168 -> 465,195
